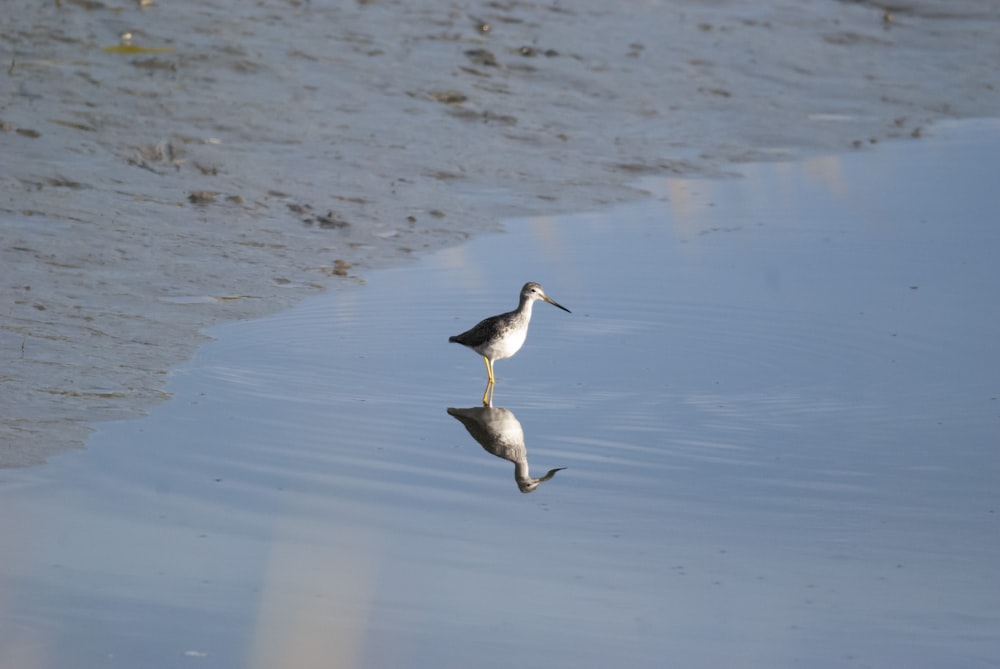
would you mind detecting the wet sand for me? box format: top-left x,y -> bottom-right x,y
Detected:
2,0 -> 999,465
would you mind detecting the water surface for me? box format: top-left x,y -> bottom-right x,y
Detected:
1,121 -> 998,668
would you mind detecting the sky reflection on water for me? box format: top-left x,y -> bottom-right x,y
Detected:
1,121 -> 998,668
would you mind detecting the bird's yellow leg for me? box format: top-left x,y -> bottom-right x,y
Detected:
482,381 -> 492,407
481,357 -> 495,407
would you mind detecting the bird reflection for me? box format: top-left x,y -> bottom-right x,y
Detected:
447,406 -> 565,493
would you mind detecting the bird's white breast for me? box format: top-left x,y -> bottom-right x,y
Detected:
483,325 -> 527,361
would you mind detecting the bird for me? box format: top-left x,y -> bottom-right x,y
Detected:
449,282 -> 570,406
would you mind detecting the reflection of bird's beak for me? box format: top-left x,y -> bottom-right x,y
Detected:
519,467 -> 566,493
543,295 -> 571,313
538,467 -> 566,481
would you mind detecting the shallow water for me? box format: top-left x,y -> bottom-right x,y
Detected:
1,121 -> 998,668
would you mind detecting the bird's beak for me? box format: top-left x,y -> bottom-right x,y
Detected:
543,295 -> 571,313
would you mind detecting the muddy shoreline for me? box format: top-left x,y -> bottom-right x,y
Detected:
2,0 -> 998,466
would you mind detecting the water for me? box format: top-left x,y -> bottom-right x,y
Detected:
1,121 -> 998,668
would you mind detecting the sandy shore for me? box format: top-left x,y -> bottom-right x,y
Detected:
1,0 -> 997,466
